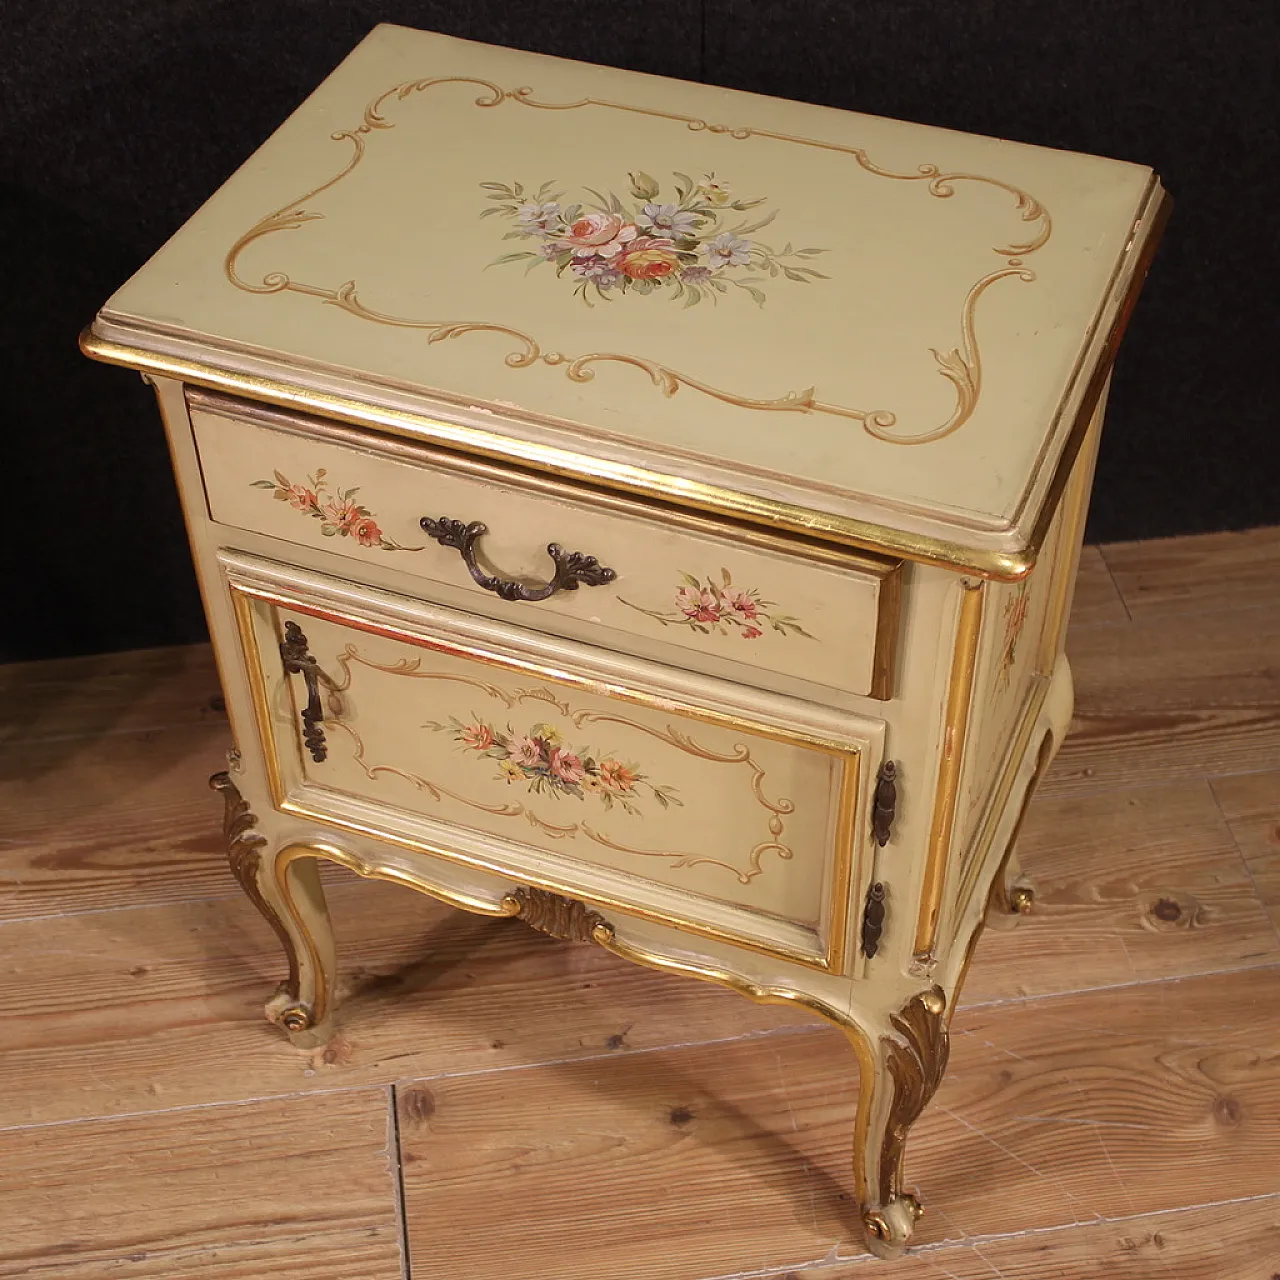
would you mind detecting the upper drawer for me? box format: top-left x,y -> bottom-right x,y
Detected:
190,393 -> 901,699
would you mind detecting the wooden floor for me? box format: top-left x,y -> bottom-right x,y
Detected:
2,527 -> 1278,1279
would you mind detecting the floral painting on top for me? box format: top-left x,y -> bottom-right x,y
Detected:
481,171 -> 828,307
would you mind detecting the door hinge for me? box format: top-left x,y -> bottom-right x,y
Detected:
861,881 -> 887,958
873,760 -> 898,847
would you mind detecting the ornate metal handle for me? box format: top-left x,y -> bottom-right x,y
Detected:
280,621 -> 328,763
872,760 -> 898,847
419,516 -> 617,602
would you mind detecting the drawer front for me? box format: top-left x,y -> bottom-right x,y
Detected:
193,396 -> 900,699
225,554 -> 885,971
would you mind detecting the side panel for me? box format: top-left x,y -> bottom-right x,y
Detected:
943,383 -> 1108,938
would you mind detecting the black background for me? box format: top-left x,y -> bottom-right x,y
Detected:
6,1 -> 1277,662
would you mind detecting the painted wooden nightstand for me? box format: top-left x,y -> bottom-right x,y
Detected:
82,25 -> 1166,1258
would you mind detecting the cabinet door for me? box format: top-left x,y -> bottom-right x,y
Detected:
224,553 -> 885,972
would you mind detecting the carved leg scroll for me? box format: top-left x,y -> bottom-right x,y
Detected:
211,773 -> 337,1047
848,987 -> 949,1259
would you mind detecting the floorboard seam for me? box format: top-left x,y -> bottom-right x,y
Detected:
1036,764 -> 1280,804
1091,543 -> 1134,623
0,1023 -> 819,1136
387,1083 -> 414,1280
959,958 -> 1280,1013
0,1081 -> 390,1136
3,963 -> 1273,1137
0,889 -> 244,928
696,1190 -> 1280,1279
1206,781 -> 1280,951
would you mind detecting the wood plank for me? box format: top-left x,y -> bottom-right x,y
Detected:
1102,525 -> 1280,621
1066,544 -> 1129,629
397,1021 -> 853,1280
780,1196 -> 1280,1278
962,779 -> 1280,1004
0,874 -> 806,1129
0,643 -> 224,749
0,1087 -> 402,1279
1211,769 -> 1280,936
395,966 -> 1280,1278
917,967 -> 1280,1244
1045,603 -> 1280,796
0,723 -> 234,921
1065,602 -> 1280,714
1042,707 -> 1280,798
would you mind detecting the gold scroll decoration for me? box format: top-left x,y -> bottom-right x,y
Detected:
503,886 -> 612,942
315,644 -> 797,886
211,770 -> 306,1026
225,78 -> 1051,446
878,986 -> 950,1205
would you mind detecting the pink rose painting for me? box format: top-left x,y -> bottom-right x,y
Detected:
251,468 -> 420,551
481,171 -> 828,307
622,568 -> 816,640
422,717 -> 680,816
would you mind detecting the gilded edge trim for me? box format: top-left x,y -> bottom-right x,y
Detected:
80,332 -> 1020,581
1014,180 -> 1171,536
1035,390 -> 1104,679
229,577 -> 862,973
80,185 -> 1169,581
190,388 -> 902,700
914,579 -> 985,957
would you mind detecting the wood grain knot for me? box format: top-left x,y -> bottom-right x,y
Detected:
1141,892 -> 1204,933
1213,1095 -> 1243,1126
319,1035 -> 352,1067
669,1106 -> 695,1127
399,1086 -> 437,1127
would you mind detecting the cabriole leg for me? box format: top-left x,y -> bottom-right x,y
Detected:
211,772 -> 337,1047
841,987 -> 949,1259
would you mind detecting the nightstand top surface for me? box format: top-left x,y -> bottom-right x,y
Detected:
92,24 -> 1165,573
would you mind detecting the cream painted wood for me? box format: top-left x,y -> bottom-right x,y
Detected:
82,24 -> 1164,1264
192,395 -> 898,699
224,551 -> 883,969
88,25 -> 1166,567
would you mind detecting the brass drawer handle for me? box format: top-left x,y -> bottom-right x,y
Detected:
280,621 -> 330,763
419,516 -> 617,602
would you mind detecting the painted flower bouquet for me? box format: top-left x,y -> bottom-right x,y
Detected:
621,568 -> 816,640
481,171 -> 828,306
424,716 -> 682,816
251,468 -> 420,551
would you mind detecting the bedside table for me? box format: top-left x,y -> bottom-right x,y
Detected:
82,24 -> 1167,1258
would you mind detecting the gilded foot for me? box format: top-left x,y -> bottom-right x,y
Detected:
986,876 -> 1035,930
212,773 -> 337,1043
849,988 -> 947,1260
265,986 -> 330,1049
862,1194 -> 923,1259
